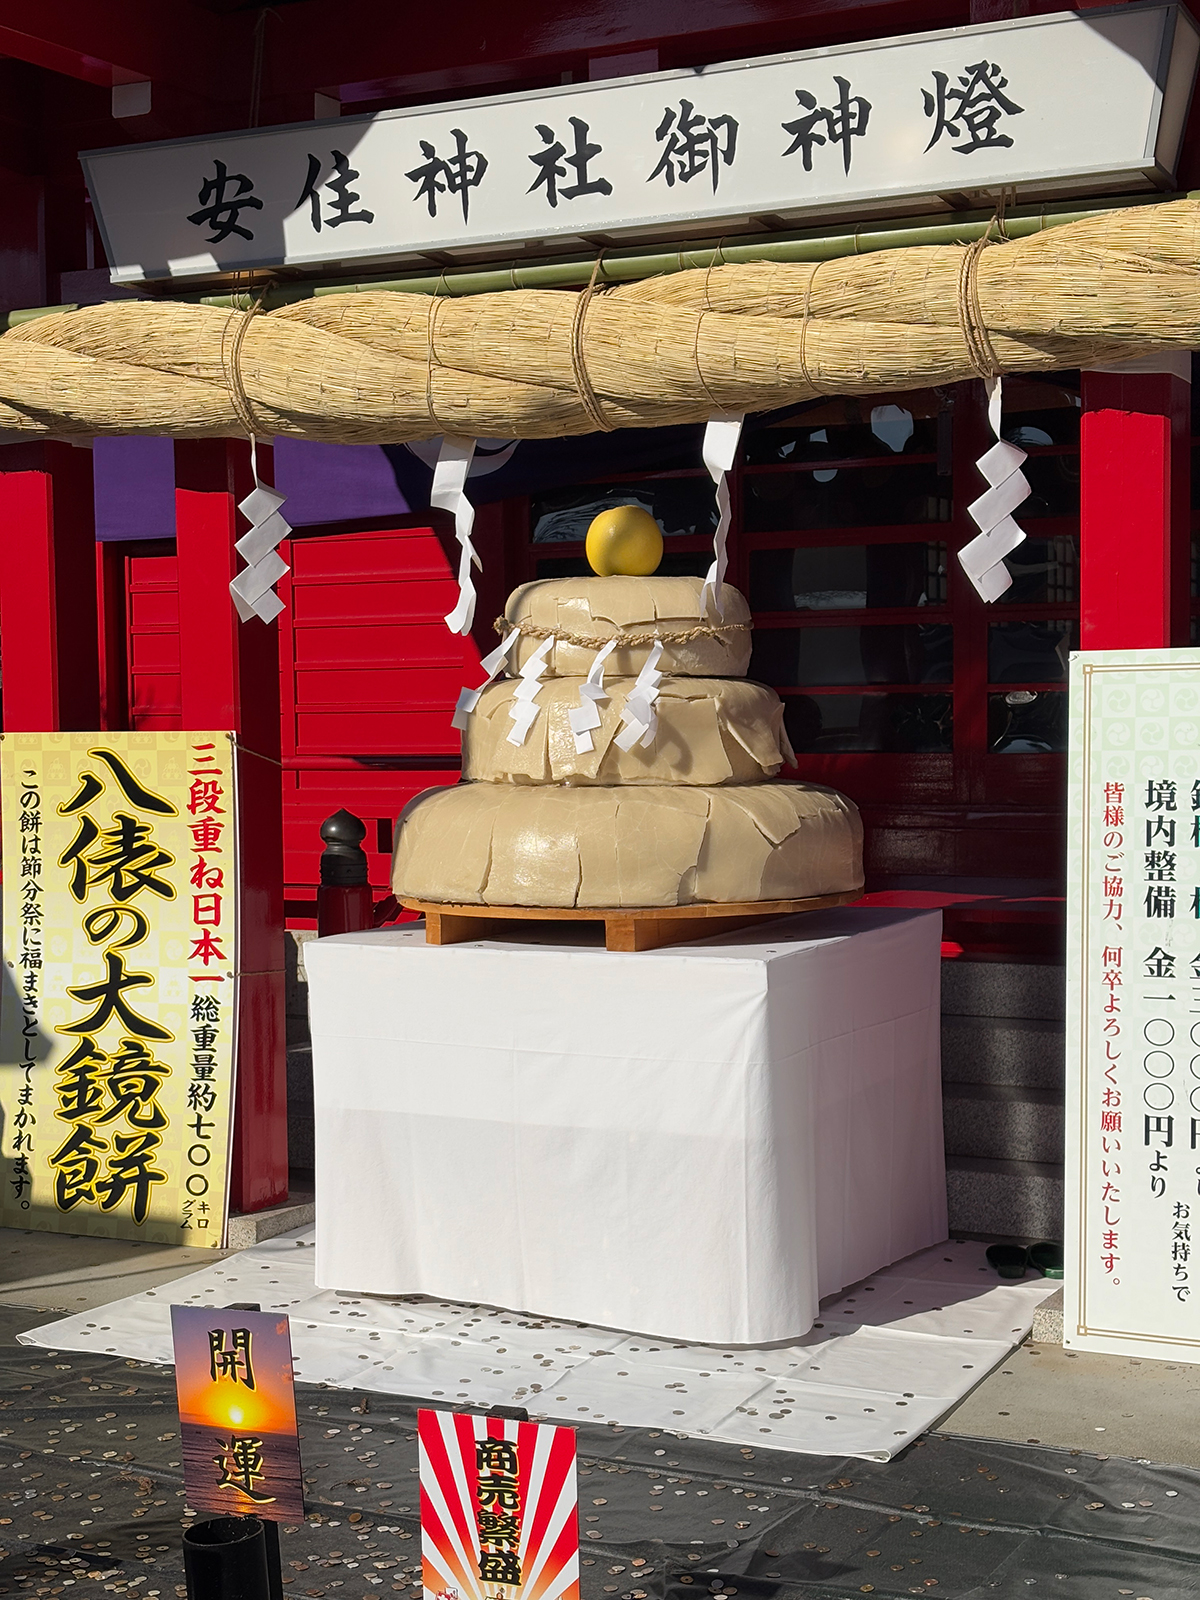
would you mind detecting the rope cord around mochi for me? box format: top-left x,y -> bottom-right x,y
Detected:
493,615 -> 750,649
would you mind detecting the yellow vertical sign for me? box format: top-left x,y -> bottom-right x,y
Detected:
0,731 -> 238,1247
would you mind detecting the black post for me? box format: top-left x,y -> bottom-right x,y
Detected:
262,1522 -> 284,1600
317,809 -> 374,936
183,1516 -> 275,1600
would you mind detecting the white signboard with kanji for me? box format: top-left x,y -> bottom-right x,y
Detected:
82,4 -> 1198,284
1066,649 -> 1200,1362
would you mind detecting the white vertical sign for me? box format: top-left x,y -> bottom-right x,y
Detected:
1066,648 -> 1200,1360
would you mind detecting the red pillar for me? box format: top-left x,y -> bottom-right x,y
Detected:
1080,364 -> 1191,650
175,438 -> 288,1215
0,442 -> 100,732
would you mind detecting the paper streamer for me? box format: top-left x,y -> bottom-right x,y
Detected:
700,415 -> 745,618
404,436 -> 519,478
957,376 -> 1029,602
506,634 -> 555,748
451,626 -> 520,732
615,639 -> 665,751
229,440 -> 292,623
569,639 -> 618,755
433,435 -> 480,636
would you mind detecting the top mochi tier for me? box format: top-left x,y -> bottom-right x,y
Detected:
502,576 -> 753,679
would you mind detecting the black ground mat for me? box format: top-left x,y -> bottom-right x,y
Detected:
1,1306 -> 1198,1598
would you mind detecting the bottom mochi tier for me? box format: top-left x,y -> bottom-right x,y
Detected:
391,780 -> 863,909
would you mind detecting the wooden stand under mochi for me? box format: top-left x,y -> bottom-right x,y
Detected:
400,889 -> 864,953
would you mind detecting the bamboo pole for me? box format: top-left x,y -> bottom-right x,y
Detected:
202,203 -> 1131,310
2,195 -> 1162,329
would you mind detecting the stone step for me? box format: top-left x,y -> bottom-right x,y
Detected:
943,1082 -> 1064,1165
226,1182 -> 315,1250
942,1013 -> 1064,1090
941,960 -> 1065,1021
1032,1285 -> 1064,1344
946,1153 -> 1064,1240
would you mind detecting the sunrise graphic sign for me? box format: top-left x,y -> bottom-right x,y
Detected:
419,1410 -> 580,1600
171,1304 -> 304,1523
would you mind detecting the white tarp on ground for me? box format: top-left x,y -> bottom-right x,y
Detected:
18,1230 -> 1057,1462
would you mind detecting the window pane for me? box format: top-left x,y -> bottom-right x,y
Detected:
744,410 -> 938,464
989,690 -> 1067,752
994,536 -> 1078,604
749,543 -> 947,611
534,550 -> 711,580
1018,452 -> 1079,519
751,624 -> 952,685
999,375 -> 1081,445
743,463 -> 952,531
1001,412 -> 1080,449
531,480 -> 716,544
784,692 -> 952,753
988,620 -> 1078,684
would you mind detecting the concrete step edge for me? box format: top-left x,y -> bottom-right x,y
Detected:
942,1015 -> 1064,1037
1031,1285 -> 1064,1344
946,1153 -> 1064,1180
942,1081 -> 1064,1106
226,1189 -> 315,1250
940,962 -> 1065,1023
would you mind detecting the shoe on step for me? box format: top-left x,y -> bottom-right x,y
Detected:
1028,1240 -> 1064,1279
986,1243 -> 1028,1280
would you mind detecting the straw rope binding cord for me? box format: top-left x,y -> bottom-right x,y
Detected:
797,257 -> 826,392
425,272 -> 451,434
956,233 -> 1002,383
690,239 -> 731,416
570,255 -> 615,433
221,281 -> 272,441
954,193 -> 1015,382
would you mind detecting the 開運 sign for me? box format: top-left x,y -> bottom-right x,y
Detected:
0,731 -> 238,1248
82,5 -> 1198,285
172,1305 -> 304,1523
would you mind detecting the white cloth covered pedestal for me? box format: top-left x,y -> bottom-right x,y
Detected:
305,907 -> 946,1346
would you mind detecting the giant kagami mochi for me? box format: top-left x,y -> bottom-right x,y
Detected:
392,511 -> 862,911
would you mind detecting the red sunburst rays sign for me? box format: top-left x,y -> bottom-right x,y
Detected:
418,1410 -> 581,1600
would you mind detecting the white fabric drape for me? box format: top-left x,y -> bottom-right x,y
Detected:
305,908 -> 946,1345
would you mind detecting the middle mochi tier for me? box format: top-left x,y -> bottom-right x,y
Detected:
462,676 -> 795,785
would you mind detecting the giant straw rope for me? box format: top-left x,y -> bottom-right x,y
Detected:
5,197 -> 1200,442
